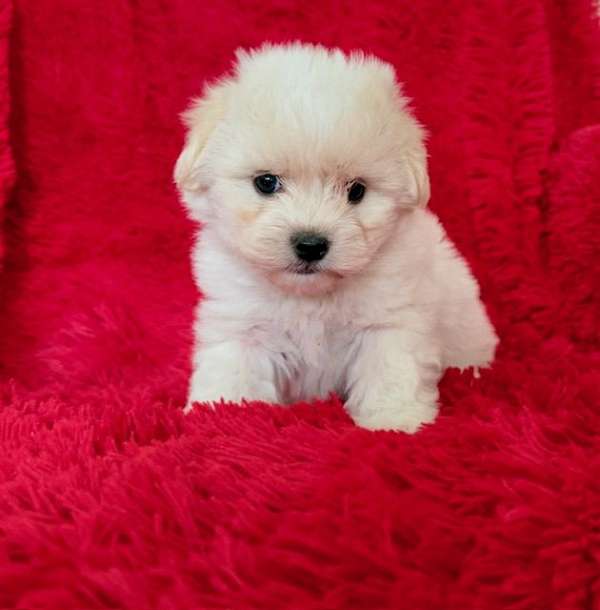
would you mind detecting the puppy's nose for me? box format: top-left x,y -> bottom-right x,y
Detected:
291,232 -> 330,262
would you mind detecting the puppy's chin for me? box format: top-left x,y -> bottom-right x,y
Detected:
268,269 -> 341,296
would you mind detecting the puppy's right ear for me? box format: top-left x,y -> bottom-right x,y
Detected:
174,80 -> 233,193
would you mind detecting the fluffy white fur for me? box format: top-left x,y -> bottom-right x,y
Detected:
175,43 -> 498,432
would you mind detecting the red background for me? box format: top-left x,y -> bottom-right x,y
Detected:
0,1 -> 599,608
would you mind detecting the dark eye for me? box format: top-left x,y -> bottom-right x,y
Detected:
254,173 -> 281,195
348,181 -> 366,204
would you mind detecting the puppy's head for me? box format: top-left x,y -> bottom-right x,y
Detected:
175,43 -> 429,296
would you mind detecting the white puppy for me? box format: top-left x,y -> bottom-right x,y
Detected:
175,43 -> 498,432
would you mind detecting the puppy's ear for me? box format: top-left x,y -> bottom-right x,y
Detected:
174,80 -> 233,192
404,146 -> 430,207
393,90 -> 431,208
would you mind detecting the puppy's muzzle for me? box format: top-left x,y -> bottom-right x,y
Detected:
290,231 -> 330,263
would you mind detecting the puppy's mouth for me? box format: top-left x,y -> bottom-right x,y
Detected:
286,261 -> 322,275
285,263 -> 342,278
294,266 -> 318,275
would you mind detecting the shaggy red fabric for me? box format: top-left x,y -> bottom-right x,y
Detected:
1,1 -> 599,608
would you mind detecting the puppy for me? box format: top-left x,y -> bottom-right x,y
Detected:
175,43 -> 498,432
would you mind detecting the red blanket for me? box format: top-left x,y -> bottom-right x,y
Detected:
1,1 -> 599,608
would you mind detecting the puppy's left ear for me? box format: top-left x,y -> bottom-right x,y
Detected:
393,92 -> 430,207
403,143 -> 430,208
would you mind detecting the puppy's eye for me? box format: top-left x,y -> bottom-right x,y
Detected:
254,173 -> 281,195
347,181 -> 366,204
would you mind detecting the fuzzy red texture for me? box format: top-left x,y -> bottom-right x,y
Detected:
0,0 -> 14,267
0,1 -> 599,608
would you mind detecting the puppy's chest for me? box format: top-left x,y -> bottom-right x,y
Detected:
283,318 -> 337,366
270,314 -> 356,401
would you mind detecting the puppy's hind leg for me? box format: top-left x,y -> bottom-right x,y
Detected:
185,339 -> 280,413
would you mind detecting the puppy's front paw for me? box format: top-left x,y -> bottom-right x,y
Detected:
184,371 -> 279,415
184,382 -> 240,415
351,401 -> 438,433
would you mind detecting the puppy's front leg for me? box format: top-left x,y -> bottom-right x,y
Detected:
185,340 -> 279,413
345,329 -> 441,433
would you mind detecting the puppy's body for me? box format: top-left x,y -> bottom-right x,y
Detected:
188,208 -> 495,432
176,44 -> 498,432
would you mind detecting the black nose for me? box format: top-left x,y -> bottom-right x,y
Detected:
291,232 -> 330,262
